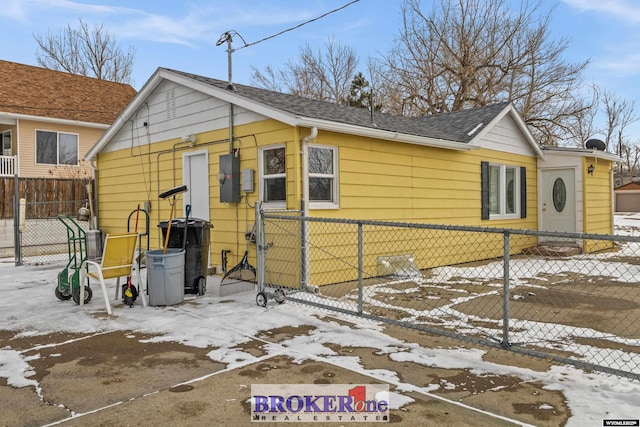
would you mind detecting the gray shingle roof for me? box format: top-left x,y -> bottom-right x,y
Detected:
165,68 -> 510,144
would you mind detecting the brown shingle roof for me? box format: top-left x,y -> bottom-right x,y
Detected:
615,182 -> 640,191
0,60 -> 136,124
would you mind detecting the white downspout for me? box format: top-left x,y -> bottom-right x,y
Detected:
301,127 -> 317,292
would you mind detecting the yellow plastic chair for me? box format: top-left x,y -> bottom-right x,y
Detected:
80,233 -> 146,315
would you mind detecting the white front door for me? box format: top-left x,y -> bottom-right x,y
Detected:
182,150 -> 210,221
540,168 -> 576,241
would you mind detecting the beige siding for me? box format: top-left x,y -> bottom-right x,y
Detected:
17,119 -> 101,179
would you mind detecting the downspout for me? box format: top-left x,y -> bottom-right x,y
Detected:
301,127 -> 317,292
89,159 -> 98,230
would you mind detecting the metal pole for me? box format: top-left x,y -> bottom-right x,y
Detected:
501,231 -> 510,348
13,171 -> 21,266
227,37 -> 233,87
255,201 -> 265,289
357,222 -> 363,314
300,199 -> 307,291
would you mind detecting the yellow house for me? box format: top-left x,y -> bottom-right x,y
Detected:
85,68 -> 619,283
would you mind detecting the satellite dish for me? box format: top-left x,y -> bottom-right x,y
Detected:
585,138 -> 606,151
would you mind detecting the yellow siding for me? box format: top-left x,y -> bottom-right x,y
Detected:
292,130 -> 537,285
17,119 -> 99,179
324,131 -> 538,229
96,120 -> 297,270
96,118 -> 540,285
583,157 -> 615,253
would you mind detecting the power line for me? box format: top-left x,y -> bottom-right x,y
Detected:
236,0 -> 361,51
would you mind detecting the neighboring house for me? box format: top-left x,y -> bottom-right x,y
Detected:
86,68 -> 619,280
614,180 -> 640,212
0,59 -> 136,180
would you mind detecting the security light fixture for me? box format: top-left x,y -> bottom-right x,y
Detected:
588,164 -> 595,176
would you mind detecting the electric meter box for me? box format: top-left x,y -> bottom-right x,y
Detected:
219,153 -> 240,203
242,168 -> 254,193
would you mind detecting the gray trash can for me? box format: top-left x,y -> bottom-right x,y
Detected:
146,249 -> 185,306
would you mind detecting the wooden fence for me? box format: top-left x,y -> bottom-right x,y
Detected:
0,177 -> 93,219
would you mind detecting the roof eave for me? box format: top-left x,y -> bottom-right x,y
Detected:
543,147 -> 621,162
0,111 -> 110,129
297,117 -> 477,151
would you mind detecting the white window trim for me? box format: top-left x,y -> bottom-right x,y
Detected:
35,129 -> 80,166
259,144 -> 286,209
308,144 -> 339,209
489,163 -> 520,220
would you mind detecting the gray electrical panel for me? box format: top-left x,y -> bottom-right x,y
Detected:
242,168 -> 254,192
219,153 -> 240,203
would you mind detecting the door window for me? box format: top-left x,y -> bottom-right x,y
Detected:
552,178 -> 566,212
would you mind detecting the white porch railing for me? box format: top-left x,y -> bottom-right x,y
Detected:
0,155 -> 16,177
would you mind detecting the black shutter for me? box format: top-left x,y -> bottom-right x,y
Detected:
481,161 -> 489,220
520,167 -> 527,218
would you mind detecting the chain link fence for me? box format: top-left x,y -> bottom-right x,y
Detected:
17,200 -> 91,265
257,208 -> 640,381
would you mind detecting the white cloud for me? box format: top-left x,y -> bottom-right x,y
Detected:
0,1 -> 321,47
561,0 -> 640,23
595,52 -> 640,76
18,0 -> 137,16
0,0 -> 30,20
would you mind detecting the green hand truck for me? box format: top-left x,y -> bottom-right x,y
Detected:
55,215 -> 93,305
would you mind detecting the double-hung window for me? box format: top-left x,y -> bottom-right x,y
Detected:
259,145 -> 286,207
481,162 -> 526,219
36,130 -> 79,166
308,144 -> 338,208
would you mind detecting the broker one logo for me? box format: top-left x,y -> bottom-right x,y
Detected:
251,384 -> 390,423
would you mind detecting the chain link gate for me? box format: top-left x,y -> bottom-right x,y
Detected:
15,199 -> 90,265
257,205 -> 640,381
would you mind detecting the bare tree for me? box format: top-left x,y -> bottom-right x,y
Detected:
250,65 -> 283,92
34,18 -> 135,85
570,85 -> 600,148
379,0 -> 592,146
601,91 -> 638,154
251,38 -> 358,104
619,142 -> 640,185
600,91 -> 639,184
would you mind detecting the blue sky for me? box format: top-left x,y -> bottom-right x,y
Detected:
2,0 -> 640,139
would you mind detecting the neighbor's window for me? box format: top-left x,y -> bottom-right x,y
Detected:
36,130 -> 78,165
482,162 -> 524,219
308,145 -> 338,208
2,131 -> 11,156
259,145 -> 286,206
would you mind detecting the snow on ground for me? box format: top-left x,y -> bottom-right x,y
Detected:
1,215 -> 640,425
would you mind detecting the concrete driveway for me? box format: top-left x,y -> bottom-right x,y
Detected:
1,260 -> 636,426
